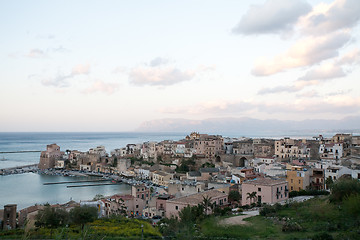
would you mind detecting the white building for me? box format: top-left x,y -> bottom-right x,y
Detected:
319,143 -> 343,160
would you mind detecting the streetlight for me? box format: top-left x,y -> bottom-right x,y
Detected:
141,224 -> 144,240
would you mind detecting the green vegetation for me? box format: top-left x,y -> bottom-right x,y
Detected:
175,159 -> 196,173
0,216 -> 161,240
289,189 -> 329,197
228,190 -> 241,202
201,162 -> 215,168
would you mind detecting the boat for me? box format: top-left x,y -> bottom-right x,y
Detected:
0,157 -> 7,161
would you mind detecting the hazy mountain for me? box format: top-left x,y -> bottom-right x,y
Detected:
136,116 -> 360,137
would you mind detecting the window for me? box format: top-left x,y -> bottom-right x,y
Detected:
299,180 -> 301,184
291,179 -> 293,183
175,206 -> 178,210
136,205 -> 139,208
291,186 -> 293,190
258,187 -> 261,192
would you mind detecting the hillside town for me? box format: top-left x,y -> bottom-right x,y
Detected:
2,132 -> 360,231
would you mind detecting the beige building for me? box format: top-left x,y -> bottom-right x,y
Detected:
275,138 -> 310,160
152,171 -> 173,187
193,134 -> 223,159
165,189 -> 229,218
38,144 -> 64,170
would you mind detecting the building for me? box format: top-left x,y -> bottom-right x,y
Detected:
286,165 -> 311,192
275,138 -> 310,160
2,204 -> 17,230
310,168 -> 325,190
242,178 -> 288,205
38,144 -> 64,170
319,143 -> 343,160
167,182 -> 205,197
132,184 -> 150,204
152,171 -> 173,187
165,189 -> 229,218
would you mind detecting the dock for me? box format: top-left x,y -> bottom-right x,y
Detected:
0,164 -> 38,172
44,179 -> 111,185
0,151 -> 41,154
67,183 -> 119,188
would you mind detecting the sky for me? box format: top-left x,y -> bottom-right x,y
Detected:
0,0 -> 359,132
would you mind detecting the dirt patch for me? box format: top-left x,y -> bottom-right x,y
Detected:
219,215 -> 252,226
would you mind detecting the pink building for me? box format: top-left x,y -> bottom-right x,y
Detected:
242,178 -> 288,206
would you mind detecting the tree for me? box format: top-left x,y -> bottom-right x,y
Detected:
228,190 -> 241,203
69,206 -> 98,229
325,177 -> 334,189
93,194 -> 104,201
247,191 -> 257,204
112,157 -> 118,167
35,206 -> 69,237
329,179 -> 360,203
201,196 -> 214,215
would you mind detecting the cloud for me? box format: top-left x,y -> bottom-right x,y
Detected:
232,0 -> 311,35
252,31 -> 351,76
296,90 -> 320,98
72,64 -> 90,75
298,63 -> 346,81
41,64 -> 91,88
337,48 -> 360,65
149,57 -> 170,67
129,66 -> 194,86
26,49 -> 46,58
159,98 -> 360,116
258,85 -> 300,95
299,0 -> 360,36
51,46 -> 69,53
41,74 -> 71,87
327,89 -> 352,96
82,80 -> 119,94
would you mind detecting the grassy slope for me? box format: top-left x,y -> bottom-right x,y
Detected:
199,196 -> 359,240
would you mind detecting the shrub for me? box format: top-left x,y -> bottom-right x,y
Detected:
282,221 -> 302,232
312,232 -> 334,240
342,193 -> 360,218
330,179 -> 360,203
260,205 -> 276,216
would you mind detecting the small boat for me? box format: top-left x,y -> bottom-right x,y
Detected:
0,157 -> 7,161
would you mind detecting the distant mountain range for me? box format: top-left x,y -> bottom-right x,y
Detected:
136,116 -> 360,137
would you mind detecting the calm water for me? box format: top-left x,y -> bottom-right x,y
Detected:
0,173 -> 131,210
0,132 -> 186,210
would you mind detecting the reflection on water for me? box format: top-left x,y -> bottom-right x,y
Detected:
0,173 -> 131,210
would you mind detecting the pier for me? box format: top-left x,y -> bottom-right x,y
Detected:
0,164 -> 38,172
44,179 -> 111,185
0,150 -> 41,154
67,183 -> 119,188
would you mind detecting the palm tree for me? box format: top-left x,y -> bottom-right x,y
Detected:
201,195 -> 213,215
246,191 -> 257,204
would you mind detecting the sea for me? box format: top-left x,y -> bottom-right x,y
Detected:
0,132 -> 186,210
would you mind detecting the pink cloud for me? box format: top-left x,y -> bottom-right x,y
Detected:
82,80 -> 119,94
